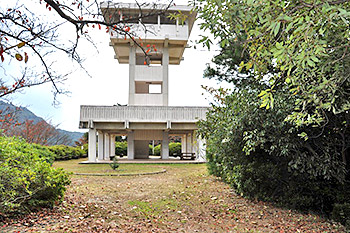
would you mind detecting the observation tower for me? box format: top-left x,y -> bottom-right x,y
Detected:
79,2 -> 207,161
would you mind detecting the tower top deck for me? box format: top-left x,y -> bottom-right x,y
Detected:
100,2 -> 196,64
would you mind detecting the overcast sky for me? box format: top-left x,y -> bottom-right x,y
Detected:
6,0 -> 227,132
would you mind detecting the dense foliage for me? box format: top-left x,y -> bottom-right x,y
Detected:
195,0 -> 350,227
195,0 -> 350,127
0,136 -> 71,215
198,86 -> 350,215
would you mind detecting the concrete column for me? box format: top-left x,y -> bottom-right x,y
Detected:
182,134 -> 187,153
161,131 -> 169,159
110,134 -> 115,158
129,44 -> 136,105
162,43 -> 169,106
97,131 -> 104,161
187,132 -> 193,153
88,129 -> 96,162
127,131 -> 135,159
104,133 -> 110,160
191,132 -> 194,153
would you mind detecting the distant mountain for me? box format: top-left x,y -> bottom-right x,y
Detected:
0,100 -> 45,124
0,100 -> 83,146
57,129 -> 84,145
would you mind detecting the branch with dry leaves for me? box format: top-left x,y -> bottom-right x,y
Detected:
0,0 -> 174,102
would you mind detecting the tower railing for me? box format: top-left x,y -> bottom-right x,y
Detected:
111,24 -> 189,41
80,105 -> 208,122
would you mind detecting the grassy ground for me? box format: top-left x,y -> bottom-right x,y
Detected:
2,160 -> 347,232
53,158 -> 166,174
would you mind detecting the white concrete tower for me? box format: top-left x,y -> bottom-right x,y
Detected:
101,2 -> 196,107
80,2 -> 207,161
103,3 -> 196,159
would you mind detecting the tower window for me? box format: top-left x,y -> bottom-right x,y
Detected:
149,84 -> 162,94
160,14 -> 176,25
141,15 -> 158,24
135,82 -> 162,94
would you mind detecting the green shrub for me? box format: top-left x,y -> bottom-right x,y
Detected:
27,143 -> 56,164
115,141 -> 127,156
0,136 -> 71,214
48,145 -> 85,160
169,143 -> 181,156
48,145 -> 66,160
153,143 -> 181,157
109,157 -> 119,170
199,86 -> 350,224
154,144 -> 161,156
82,144 -> 88,156
71,147 -> 84,159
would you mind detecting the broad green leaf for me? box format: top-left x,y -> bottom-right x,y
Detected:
307,59 -> 315,67
274,22 -> 280,36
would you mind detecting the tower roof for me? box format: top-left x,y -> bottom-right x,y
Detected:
100,2 -> 197,64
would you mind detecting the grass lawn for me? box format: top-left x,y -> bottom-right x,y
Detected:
3,161 -> 346,232
53,158 -> 167,174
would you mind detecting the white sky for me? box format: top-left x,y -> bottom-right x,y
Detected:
7,0 -> 227,132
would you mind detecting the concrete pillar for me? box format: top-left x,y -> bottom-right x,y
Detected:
97,131 -> 104,161
187,132 -> 193,153
129,44 -> 136,105
110,134 -> 115,158
162,43 -> 169,106
104,133 -> 110,160
88,128 -> 96,162
161,131 -> 169,159
127,131 -> 135,159
182,134 -> 187,153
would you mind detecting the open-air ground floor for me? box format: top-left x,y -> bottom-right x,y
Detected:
2,159 -> 346,232
87,129 -> 206,163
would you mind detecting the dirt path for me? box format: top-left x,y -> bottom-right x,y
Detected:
2,164 -> 346,232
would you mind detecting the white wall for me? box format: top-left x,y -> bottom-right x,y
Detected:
135,66 -> 163,82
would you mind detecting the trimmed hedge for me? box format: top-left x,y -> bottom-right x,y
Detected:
0,136 -> 71,214
48,145 -> 86,160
